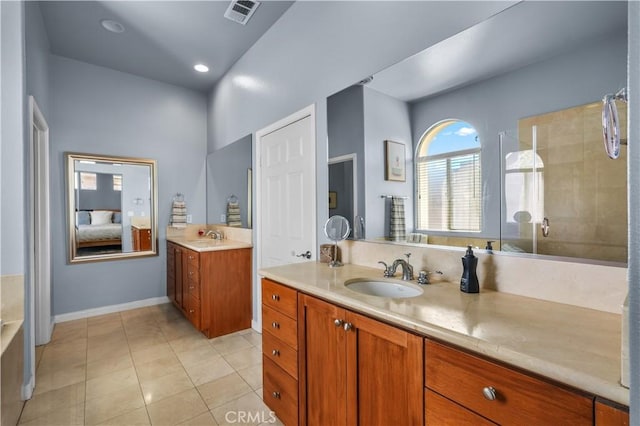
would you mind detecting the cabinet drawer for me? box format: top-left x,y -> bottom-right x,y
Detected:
263,357 -> 298,426
185,250 -> 199,267
263,328 -> 297,380
425,340 -> 593,425
186,295 -> 200,329
187,278 -> 200,300
425,389 -> 496,426
262,279 -> 297,319
186,264 -> 199,283
262,305 -> 297,349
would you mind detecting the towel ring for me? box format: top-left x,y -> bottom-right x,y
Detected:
602,88 -> 627,160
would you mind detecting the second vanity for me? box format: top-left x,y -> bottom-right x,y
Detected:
259,261 -> 629,425
167,236 -> 252,338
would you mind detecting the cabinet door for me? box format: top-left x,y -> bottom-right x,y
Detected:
595,399 -> 629,426
299,294 -> 347,426
345,311 -> 423,426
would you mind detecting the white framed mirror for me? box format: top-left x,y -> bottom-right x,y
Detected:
65,152 -> 158,263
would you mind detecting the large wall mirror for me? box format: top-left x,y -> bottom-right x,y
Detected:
327,1 -> 628,264
207,134 -> 253,228
65,152 -> 158,263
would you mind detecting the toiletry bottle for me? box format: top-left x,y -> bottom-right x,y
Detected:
460,245 -> 479,293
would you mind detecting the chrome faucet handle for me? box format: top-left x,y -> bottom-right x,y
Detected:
378,261 -> 393,278
417,270 -> 443,285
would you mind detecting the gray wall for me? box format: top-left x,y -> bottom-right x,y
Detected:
206,134 -> 252,228
327,85 -> 365,228
410,31 -> 627,240
363,86 -> 413,239
77,173 -> 122,211
50,55 -> 207,315
1,0 -> 26,277
207,1 -> 514,323
627,2 -> 639,422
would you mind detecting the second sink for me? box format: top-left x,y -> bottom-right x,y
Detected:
344,278 -> 423,298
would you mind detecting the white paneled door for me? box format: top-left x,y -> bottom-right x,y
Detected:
257,106 -> 316,269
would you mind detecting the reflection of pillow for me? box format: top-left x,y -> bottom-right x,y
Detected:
76,211 -> 90,225
90,210 -> 113,225
113,212 -> 122,224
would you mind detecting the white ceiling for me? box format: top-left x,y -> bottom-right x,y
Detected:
39,1 -> 294,92
368,1 -> 628,102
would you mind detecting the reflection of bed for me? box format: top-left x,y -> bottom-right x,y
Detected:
75,209 -> 122,249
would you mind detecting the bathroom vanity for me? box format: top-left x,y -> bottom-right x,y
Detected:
167,238 -> 252,338
259,262 -> 629,425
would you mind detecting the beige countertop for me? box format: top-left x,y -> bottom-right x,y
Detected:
168,236 -> 252,252
259,261 -> 628,406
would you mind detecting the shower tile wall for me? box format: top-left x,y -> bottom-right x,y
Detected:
518,101 -> 627,262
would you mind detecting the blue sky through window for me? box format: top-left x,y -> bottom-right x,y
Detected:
427,121 -> 479,156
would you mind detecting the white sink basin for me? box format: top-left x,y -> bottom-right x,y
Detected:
344,279 -> 423,298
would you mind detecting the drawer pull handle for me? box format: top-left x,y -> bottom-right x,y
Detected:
272,322 -> 280,329
272,391 -> 281,399
334,319 -> 343,327
189,309 -> 195,313
189,271 -> 194,276
343,322 -> 353,332
189,255 -> 194,260
189,286 -> 195,290
482,386 -> 497,401
272,349 -> 280,356
272,294 -> 280,301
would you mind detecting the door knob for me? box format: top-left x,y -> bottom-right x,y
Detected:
343,322 -> 354,331
334,319 -> 344,327
482,386 -> 497,401
296,250 -> 312,259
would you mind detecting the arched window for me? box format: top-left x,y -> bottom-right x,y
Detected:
416,119 -> 481,232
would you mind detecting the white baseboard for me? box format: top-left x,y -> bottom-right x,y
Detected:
54,296 -> 170,323
251,319 -> 262,333
22,375 -> 34,401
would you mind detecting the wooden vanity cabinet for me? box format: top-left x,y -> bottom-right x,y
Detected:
166,243 -> 251,338
595,398 -> 630,425
131,226 -> 152,251
298,293 -> 423,426
424,339 -> 593,425
261,278 -> 299,426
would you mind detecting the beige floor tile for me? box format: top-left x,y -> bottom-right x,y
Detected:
37,350 -> 87,377
84,383 -> 145,425
128,333 -> 169,352
86,366 -> 139,400
146,388 -> 208,426
175,344 -> 219,369
19,401 -> 84,426
254,388 -> 263,399
161,321 -> 203,342
168,334 -> 211,354
236,364 -> 263,391
35,345 -> 45,370
87,312 -> 122,326
87,319 -> 124,338
96,407 -> 150,425
184,355 -> 235,387
240,330 -> 262,347
176,411 -> 218,426
222,347 -> 261,372
135,352 -> 185,381
34,363 -> 86,395
197,373 -> 253,410
140,368 -> 194,405
210,335 -> 253,355
41,338 -> 87,361
49,325 -> 88,346
19,382 -> 85,423
86,352 -> 134,380
132,342 -> 175,365
87,328 -> 128,347
87,340 -> 131,364
211,392 -> 274,426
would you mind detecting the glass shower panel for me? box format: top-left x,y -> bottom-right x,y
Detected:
502,101 -> 628,262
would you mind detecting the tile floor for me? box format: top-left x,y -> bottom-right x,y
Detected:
19,303 -> 282,426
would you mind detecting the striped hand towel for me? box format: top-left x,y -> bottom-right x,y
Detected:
390,196 -> 406,242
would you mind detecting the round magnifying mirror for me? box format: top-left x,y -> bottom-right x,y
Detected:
324,215 -> 351,267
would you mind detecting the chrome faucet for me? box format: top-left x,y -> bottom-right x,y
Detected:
392,258 -> 414,281
205,230 -> 223,240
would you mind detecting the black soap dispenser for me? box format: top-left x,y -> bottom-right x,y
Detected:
460,246 -> 479,293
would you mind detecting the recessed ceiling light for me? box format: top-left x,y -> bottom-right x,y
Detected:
194,64 -> 210,73
101,19 -> 125,34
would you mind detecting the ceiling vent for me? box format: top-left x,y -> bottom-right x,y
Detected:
224,0 -> 261,25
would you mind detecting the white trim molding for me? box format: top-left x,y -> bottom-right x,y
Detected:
53,296 -> 170,323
